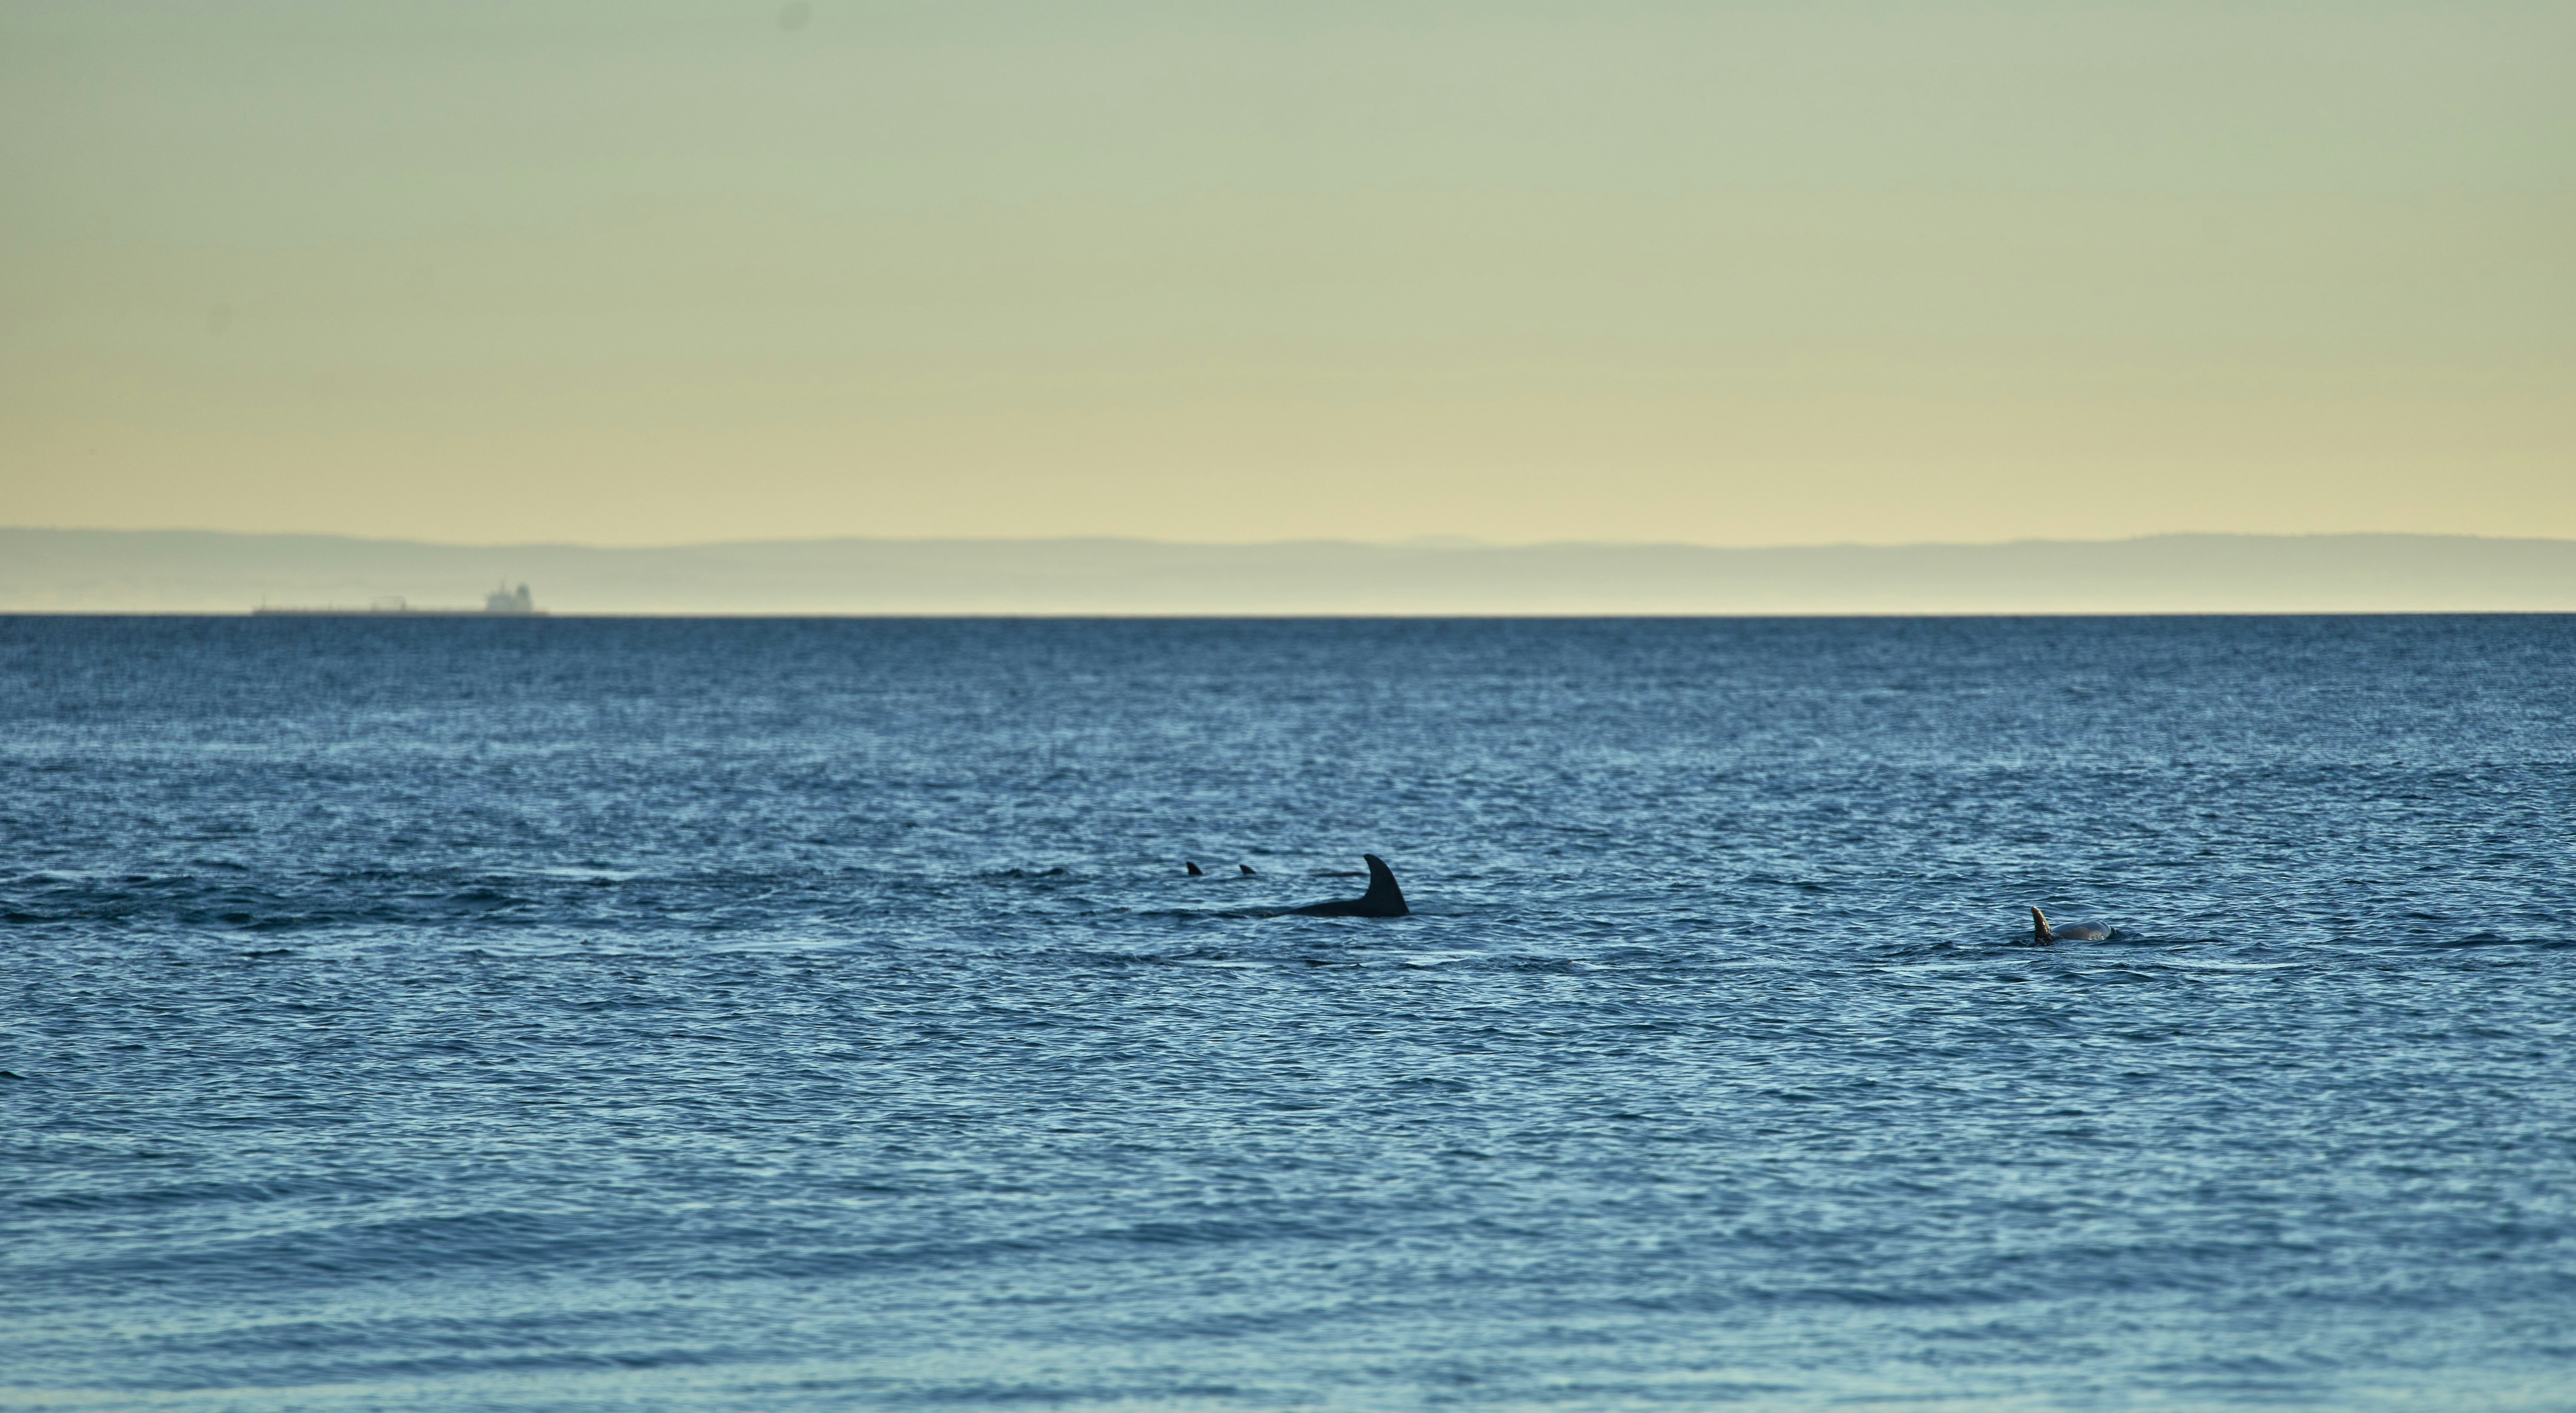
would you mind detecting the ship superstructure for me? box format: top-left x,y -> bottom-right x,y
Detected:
253,584 -> 545,616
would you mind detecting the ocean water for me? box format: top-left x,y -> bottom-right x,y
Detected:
3,615 -> 2573,1413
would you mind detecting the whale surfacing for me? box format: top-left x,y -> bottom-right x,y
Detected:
2030,907 -> 2109,943
1288,854 -> 1409,917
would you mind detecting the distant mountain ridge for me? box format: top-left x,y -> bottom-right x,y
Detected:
3,528 -> 2571,615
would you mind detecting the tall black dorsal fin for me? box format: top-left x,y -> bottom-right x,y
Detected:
1360,854 -> 1409,916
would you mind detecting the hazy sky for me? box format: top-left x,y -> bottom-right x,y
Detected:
4,1 -> 2570,546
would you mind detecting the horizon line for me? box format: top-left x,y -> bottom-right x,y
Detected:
14,609 -> 2576,622
10,526 -> 2572,554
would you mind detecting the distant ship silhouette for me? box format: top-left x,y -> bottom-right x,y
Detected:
253,583 -> 544,617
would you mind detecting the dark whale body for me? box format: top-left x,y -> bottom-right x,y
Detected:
1287,854 -> 1409,917
2029,907 -> 2110,943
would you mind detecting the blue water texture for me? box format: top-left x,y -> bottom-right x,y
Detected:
4,615 -> 2573,1412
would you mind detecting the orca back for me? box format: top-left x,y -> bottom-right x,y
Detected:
2031,906 -> 2108,942
1287,853 -> 1410,917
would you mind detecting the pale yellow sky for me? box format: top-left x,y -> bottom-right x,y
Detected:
3,2 -> 2570,546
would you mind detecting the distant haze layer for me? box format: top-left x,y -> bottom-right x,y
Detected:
6,529 -> 2573,616
3,3 -> 2571,547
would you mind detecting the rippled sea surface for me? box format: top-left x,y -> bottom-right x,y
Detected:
5,616 -> 2574,1412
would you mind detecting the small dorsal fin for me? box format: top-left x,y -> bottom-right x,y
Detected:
1185,861 -> 1204,877
1239,863 -> 1257,875
2030,906 -> 2053,943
